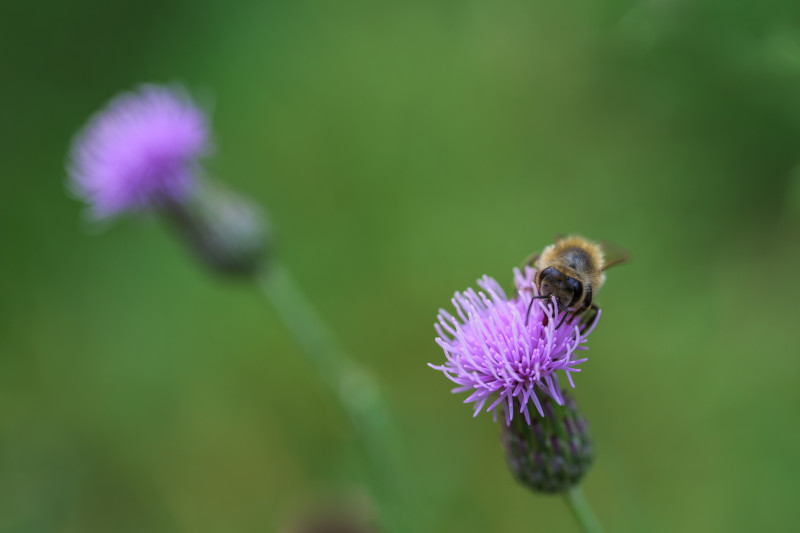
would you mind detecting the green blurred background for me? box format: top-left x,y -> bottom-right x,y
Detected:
2,0 -> 800,531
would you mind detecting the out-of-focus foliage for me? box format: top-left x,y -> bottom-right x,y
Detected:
1,0 -> 799,531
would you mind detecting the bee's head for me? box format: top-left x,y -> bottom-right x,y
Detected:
537,266 -> 583,308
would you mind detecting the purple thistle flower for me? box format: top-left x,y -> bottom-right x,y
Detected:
429,267 -> 600,425
68,84 -> 211,218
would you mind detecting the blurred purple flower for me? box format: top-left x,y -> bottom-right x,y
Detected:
68,84 -> 211,218
429,267 -> 600,425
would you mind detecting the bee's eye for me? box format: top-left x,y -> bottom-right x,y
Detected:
539,266 -> 558,283
566,277 -> 584,307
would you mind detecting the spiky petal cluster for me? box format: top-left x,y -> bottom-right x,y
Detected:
429,268 -> 599,425
68,84 -> 211,218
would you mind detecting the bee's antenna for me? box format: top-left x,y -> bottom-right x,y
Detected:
524,295 -> 551,326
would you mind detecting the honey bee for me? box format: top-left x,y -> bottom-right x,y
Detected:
525,235 -> 627,329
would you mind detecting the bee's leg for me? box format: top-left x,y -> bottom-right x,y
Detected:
582,286 -> 593,310
559,286 -> 596,331
524,252 -> 540,268
575,287 -> 598,331
525,295 -> 551,326
578,304 -> 600,331
555,301 -> 571,330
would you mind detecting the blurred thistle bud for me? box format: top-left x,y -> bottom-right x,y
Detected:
68,83 -> 268,277
282,510 -> 378,533
501,392 -> 593,493
159,179 -> 268,277
281,491 -> 378,533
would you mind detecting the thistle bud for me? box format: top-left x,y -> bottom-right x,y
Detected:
160,179 -> 268,277
501,392 -> 593,493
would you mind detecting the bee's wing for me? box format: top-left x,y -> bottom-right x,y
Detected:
598,240 -> 630,270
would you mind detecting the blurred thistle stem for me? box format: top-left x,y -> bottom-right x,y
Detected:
563,486 -> 604,533
66,83 -> 408,529
257,261 -> 408,533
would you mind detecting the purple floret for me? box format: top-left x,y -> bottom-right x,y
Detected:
68,84 -> 211,217
429,267 -> 600,425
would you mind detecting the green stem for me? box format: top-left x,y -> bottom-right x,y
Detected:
563,486 -> 604,533
256,261 -> 408,532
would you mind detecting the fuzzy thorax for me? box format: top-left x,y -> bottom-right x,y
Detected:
536,236 -> 606,292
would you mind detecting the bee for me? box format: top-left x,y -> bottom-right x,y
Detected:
525,235 -> 627,329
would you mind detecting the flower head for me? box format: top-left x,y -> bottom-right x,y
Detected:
68,84 -> 211,218
429,267 -> 600,425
